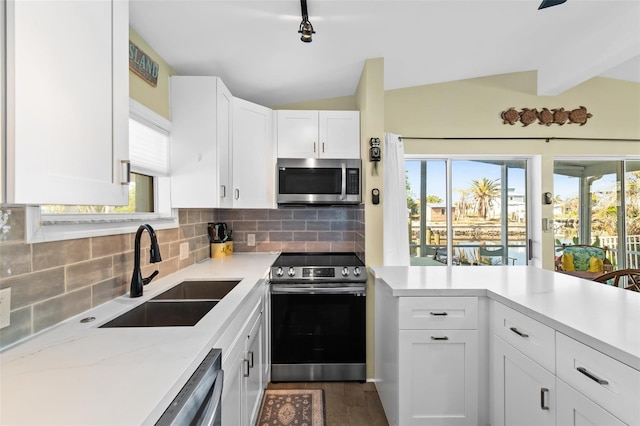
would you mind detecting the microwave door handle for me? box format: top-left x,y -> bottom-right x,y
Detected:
341,163 -> 347,200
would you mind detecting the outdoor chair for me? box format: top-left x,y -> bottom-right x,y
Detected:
479,245 -> 516,265
555,244 -> 612,276
592,269 -> 640,292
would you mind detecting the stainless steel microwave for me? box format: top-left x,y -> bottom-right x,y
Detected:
276,158 -> 362,205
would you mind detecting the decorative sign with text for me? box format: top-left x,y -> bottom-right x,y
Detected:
129,41 -> 159,87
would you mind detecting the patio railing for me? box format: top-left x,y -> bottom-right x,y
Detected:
598,235 -> 640,269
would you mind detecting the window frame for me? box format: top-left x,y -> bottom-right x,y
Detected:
26,99 -> 178,243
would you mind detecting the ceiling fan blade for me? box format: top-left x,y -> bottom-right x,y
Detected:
538,0 -> 567,9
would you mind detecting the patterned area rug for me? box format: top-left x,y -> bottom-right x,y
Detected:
256,389 -> 324,426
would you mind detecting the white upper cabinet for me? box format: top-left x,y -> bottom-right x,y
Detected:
4,0 -> 129,205
232,98 -> 275,209
170,76 -> 232,208
276,110 -> 360,159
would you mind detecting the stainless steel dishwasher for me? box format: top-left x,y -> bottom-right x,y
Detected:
156,348 -> 223,426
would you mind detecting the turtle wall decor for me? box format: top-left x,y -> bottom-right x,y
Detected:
500,106 -> 592,126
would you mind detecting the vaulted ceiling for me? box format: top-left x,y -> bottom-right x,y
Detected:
129,0 -> 640,107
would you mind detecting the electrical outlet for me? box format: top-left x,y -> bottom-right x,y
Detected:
180,242 -> 189,260
247,234 -> 256,247
0,288 -> 11,329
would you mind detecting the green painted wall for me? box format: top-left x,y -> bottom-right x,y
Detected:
129,28 -> 176,119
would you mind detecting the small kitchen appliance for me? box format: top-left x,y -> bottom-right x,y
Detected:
270,252 -> 366,382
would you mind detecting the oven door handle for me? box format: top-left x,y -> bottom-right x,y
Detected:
340,163 -> 347,201
271,286 -> 365,296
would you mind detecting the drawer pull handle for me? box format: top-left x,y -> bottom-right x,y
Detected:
510,327 -> 529,338
540,388 -> 549,410
430,336 -> 449,341
577,367 -> 609,385
430,312 -> 448,316
243,359 -> 250,377
249,351 -> 254,368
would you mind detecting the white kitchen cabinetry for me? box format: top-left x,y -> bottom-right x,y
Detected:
4,0 -> 129,205
232,98 -> 275,208
276,110 -> 360,159
375,285 -> 479,426
170,76 -> 233,208
221,293 -> 265,426
556,379 -> 626,426
492,336 -> 556,426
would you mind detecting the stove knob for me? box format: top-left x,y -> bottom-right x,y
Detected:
287,267 -> 296,277
353,267 -> 361,277
342,267 -> 350,277
276,267 -> 284,277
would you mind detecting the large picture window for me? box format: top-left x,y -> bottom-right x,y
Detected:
407,157 -> 529,266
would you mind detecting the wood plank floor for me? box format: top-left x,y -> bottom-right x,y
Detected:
266,382 -> 389,426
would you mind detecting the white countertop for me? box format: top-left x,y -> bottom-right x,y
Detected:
0,253 -> 279,426
371,265 -> 640,371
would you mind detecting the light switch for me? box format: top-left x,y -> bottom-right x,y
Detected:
0,287 -> 11,329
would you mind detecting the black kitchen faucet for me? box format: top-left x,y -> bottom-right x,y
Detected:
130,224 -> 162,297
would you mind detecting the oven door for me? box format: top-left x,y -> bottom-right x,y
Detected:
270,284 -> 366,382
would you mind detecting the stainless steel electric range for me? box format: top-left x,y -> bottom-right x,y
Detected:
270,252 -> 366,382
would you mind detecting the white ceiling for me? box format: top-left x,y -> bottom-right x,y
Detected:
129,0 -> 640,108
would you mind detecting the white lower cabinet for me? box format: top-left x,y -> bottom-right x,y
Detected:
221,290 -> 266,426
399,329 -> 478,425
556,379 -> 626,426
492,336 -> 556,426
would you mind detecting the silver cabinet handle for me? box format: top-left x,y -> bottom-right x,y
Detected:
322,142 -> 325,153
221,185 -> 226,198
430,336 -> 449,341
430,312 -> 448,316
243,359 -> 250,377
248,351 -> 254,368
540,388 -> 549,410
235,189 -> 240,200
313,142 -> 316,153
577,367 -> 609,385
120,160 -> 131,185
510,326 -> 529,338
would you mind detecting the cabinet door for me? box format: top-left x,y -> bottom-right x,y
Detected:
318,111 -> 360,159
232,98 -> 275,208
276,110 -> 318,158
6,0 -> 129,205
491,336 -> 555,426
557,379 -> 626,426
221,334 -> 245,426
216,79 -> 233,208
170,76 -> 219,208
243,311 -> 264,426
399,329 -> 478,425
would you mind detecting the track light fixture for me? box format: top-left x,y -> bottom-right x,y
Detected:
538,0 -> 567,10
298,0 -> 315,43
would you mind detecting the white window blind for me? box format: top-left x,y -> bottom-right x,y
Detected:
129,117 -> 170,177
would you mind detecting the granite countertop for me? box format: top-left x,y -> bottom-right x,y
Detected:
0,253 -> 279,426
371,265 -> 640,371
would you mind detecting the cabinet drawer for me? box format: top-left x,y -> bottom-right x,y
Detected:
491,302 -> 555,373
399,297 -> 478,330
556,333 -> 640,426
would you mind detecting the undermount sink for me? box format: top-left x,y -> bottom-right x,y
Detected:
150,280 -> 241,301
100,301 -> 217,328
100,280 -> 241,328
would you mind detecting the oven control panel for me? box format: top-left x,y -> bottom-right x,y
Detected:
303,268 -> 335,278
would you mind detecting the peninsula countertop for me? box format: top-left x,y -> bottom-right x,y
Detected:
0,253 -> 279,426
370,265 -> 640,370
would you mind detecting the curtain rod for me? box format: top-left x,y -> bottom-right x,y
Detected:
398,136 -> 640,142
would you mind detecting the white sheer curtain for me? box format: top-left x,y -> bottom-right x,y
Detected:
383,133 -> 410,266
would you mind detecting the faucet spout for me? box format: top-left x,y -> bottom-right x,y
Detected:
130,224 -> 162,298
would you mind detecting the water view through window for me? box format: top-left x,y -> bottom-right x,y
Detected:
406,159 -> 528,266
